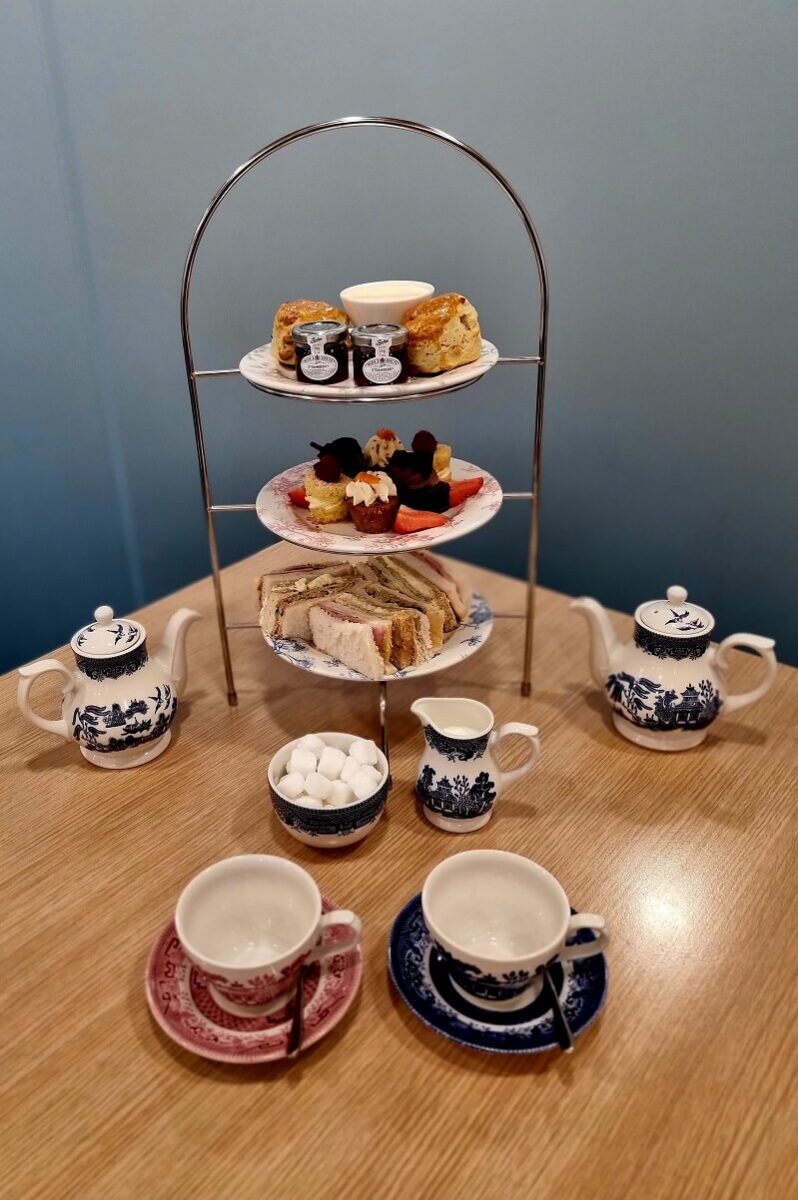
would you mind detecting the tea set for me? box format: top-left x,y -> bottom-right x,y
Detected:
17,583 -> 778,1061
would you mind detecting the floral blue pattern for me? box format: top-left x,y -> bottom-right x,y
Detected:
606,672 -> 722,729
71,684 -> 176,753
269,778 -> 388,838
417,764 -> 496,820
434,946 -> 534,1001
388,895 -> 607,1054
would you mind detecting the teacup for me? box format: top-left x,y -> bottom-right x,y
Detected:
422,850 -> 606,1011
175,854 -> 362,1016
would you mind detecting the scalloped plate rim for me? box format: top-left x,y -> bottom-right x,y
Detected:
255,458 -> 502,556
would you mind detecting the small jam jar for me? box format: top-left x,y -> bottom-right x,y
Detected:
292,321 -> 349,385
352,323 -> 409,386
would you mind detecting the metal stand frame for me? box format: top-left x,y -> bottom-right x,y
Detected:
180,117 -> 548,757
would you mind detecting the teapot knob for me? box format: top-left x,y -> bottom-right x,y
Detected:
94,605 -> 114,624
666,585 -> 688,606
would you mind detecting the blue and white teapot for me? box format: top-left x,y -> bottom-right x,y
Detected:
571,585 -> 777,751
18,604 -> 200,769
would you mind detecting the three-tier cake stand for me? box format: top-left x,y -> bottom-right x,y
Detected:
180,117 -> 548,759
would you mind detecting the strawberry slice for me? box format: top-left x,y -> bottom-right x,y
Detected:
288,486 -> 309,509
448,476 -> 484,508
393,506 -> 450,535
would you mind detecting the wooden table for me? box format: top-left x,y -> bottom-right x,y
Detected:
2,545 -> 796,1199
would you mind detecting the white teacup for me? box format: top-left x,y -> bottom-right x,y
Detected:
175,855 -> 362,1016
422,850 -> 606,1011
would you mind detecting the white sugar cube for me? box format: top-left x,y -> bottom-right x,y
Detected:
305,771 -> 332,801
293,795 -> 323,809
329,780 -> 355,808
357,762 -> 382,785
349,738 -> 378,767
288,748 -> 317,776
318,746 -> 346,780
297,734 -> 326,755
340,756 -> 361,783
279,771 -> 306,800
349,769 -> 378,801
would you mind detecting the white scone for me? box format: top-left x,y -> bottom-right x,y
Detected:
403,293 -> 482,375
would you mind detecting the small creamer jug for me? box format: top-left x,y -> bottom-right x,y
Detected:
411,697 -> 541,833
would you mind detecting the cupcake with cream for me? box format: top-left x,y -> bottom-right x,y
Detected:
345,471 -> 399,533
363,428 -> 404,470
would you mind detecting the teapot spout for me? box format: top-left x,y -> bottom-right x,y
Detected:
156,608 -> 201,695
569,596 -> 619,689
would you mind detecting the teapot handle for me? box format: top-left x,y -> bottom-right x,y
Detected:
17,660 -> 74,740
489,722 -> 541,791
714,634 -> 778,715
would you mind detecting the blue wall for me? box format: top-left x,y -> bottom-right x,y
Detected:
2,0 -> 797,672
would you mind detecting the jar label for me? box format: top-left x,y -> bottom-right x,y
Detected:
301,333 -> 338,381
363,334 -> 402,384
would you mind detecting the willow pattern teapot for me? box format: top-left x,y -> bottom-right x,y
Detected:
18,605 -> 200,769
571,585 -> 777,751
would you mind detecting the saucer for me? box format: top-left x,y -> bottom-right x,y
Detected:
146,896 -> 362,1063
388,895 -> 607,1054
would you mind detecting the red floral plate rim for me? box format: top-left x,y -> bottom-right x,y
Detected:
145,896 -> 362,1064
255,457 -> 502,556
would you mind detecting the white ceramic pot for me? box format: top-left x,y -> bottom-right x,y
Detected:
17,604 -> 200,768
571,585 -> 778,751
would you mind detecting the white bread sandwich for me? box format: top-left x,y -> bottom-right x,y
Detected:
342,589 -> 431,670
308,599 -> 394,679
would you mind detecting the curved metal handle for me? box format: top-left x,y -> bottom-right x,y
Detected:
489,722 -> 541,791
715,633 -> 778,715
17,659 -> 74,741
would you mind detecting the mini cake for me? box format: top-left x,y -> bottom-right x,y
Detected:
345,472 -> 399,533
271,300 -> 348,366
403,293 -> 482,374
310,437 -> 366,479
387,431 -> 451,512
304,455 -> 348,525
433,442 -> 452,482
363,428 -> 404,469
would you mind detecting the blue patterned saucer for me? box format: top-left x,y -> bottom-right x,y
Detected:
388,895 -> 608,1054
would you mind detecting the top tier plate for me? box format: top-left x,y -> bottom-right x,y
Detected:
239,339 -> 499,404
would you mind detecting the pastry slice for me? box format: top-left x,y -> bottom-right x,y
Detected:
308,600 -> 394,680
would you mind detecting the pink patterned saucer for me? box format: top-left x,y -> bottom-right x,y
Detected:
146,896 -> 363,1064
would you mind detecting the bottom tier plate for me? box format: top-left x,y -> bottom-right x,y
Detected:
263,591 -> 493,682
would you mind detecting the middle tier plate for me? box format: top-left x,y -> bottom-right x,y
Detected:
256,459 -> 502,556
263,591 -> 493,683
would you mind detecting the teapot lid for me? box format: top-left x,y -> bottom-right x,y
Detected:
70,606 -> 146,659
635,586 -> 714,638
